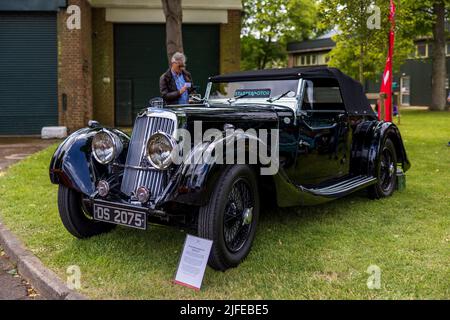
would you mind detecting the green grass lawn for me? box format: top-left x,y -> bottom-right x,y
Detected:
0,109 -> 449,299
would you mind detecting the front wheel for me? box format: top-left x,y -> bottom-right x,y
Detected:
198,165 -> 260,271
57,185 -> 116,239
368,138 -> 398,199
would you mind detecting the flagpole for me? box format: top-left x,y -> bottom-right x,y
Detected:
380,0 -> 395,122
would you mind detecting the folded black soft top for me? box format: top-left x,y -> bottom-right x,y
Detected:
209,67 -> 374,116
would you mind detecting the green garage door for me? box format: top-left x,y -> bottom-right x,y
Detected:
0,12 -> 58,135
114,24 -> 220,126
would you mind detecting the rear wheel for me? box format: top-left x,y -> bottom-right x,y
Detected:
58,185 -> 116,238
368,138 -> 397,199
198,165 -> 260,271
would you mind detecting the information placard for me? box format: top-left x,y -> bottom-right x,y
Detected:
174,235 -> 213,290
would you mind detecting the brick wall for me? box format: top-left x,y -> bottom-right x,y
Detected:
57,5 -> 241,132
288,54 -> 295,68
220,10 -> 241,74
92,8 -> 115,127
57,0 -> 93,133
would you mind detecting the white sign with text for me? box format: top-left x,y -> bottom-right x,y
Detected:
174,234 -> 213,290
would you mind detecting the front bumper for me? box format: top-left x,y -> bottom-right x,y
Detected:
91,198 -> 168,219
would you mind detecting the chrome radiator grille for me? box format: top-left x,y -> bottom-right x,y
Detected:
120,114 -> 176,199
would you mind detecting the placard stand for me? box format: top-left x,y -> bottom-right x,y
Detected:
174,234 -> 213,291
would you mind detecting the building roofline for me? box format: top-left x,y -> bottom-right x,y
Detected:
87,0 -> 242,10
287,38 -> 336,53
288,47 -> 334,54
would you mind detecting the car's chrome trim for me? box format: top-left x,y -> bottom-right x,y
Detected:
145,131 -> 177,170
120,111 -> 177,198
113,163 -> 159,171
204,82 -> 212,101
91,129 -> 123,165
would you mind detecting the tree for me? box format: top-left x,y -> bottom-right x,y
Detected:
241,0 -> 319,70
397,0 -> 450,111
162,0 -> 183,64
321,0 -> 449,110
408,0 -> 450,111
319,0 -> 416,83
403,0 -> 449,111
430,1 -> 448,111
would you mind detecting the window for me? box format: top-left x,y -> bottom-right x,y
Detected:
317,54 -> 325,65
416,43 -> 427,58
305,55 -> 311,65
446,43 -> 450,56
400,76 -> 411,106
296,54 -> 323,67
302,79 -> 345,111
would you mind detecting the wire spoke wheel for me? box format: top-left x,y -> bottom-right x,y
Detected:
198,165 -> 260,270
223,178 -> 254,253
368,138 -> 398,199
379,147 -> 395,192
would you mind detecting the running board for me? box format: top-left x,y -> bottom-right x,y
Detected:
303,175 -> 377,198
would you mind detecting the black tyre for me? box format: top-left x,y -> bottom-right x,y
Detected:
368,138 -> 397,199
198,165 -> 260,271
57,185 -> 116,239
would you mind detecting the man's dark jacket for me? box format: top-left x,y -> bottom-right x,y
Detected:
159,69 -> 195,105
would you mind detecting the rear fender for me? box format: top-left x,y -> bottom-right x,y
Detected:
351,121 -> 411,176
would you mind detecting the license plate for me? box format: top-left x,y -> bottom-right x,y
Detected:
93,203 -> 147,230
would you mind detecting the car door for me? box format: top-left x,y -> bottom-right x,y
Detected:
290,78 -> 350,186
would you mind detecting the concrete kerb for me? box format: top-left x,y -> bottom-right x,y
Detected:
0,217 -> 87,300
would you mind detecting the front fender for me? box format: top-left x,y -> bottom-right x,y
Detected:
160,130 -> 271,207
49,127 -> 129,196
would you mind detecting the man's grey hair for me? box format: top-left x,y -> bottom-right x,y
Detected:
171,52 -> 186,64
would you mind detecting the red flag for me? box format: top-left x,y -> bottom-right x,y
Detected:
379,0 -> 396,121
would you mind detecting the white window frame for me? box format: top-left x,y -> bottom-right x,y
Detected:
295,53 -> 323,67
416,43 -> 428,58
400,76 -> 411,106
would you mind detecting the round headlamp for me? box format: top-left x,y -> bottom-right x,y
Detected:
92,130 -> 122,164
146,132 -> 176,170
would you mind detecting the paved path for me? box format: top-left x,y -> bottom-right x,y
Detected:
0,137 -> 57,171
0,246 -> 40,300
0,137 -> 57,300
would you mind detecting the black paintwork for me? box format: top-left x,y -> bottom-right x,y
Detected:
49,73 -> 411,225
49,127 -> 129,195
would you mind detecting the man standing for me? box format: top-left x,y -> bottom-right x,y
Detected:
160,52 -> 195,105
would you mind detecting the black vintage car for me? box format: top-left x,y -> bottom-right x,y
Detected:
49,67 -> 410,271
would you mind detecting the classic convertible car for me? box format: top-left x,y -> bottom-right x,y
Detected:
49,67 -> 410,271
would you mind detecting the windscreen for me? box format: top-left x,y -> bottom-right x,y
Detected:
208,80 -> 300,101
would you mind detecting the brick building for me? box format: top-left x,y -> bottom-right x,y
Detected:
0,0 -> 242,135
